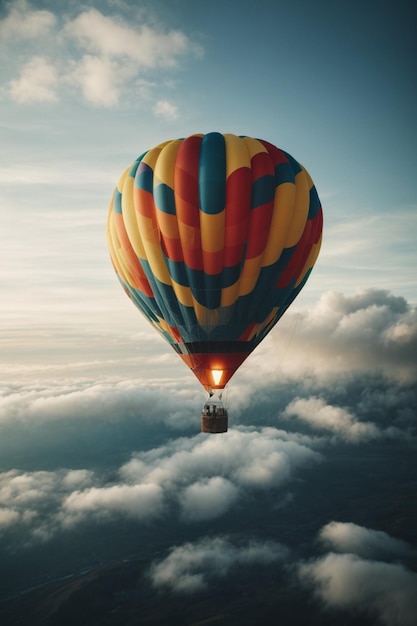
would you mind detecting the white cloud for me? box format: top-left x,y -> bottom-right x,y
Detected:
121,428 -> 321,494
319,521 -> 413,561
0,507 -> 20,529
67,54 -> 122,107
61,482 -> 164,525
299,552 -> 417,626
0,470 -> 58,507
0,464 -> 162,539
62,470 -> 95,490
0,467 -> 96,539
154,99 -> 178,119
149,536 -> 289,593
8,56 -> 59,103
0,378 -> 199,429
0,426 -> 320,542
63,9 -> 191,68
248,289 -> 417,386
1,2 -> 200,108
299,522 -> 417,625
180,477 -> 239,522
0,0 -> 56,39
283,397 -> 382,442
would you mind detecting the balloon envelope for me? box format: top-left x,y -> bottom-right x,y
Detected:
107,133 -> 323,391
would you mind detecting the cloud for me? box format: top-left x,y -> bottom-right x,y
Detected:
8,56 -> 59,103
0,377 -> 201,432
61,482 -> 164,526
0,507 -> 20,529
282,397 -> 382,442
0,427 -> 320,543
0,465 -> 164,541
63,9 -> 190,68
120,428 -> 321,495
299,522 -> 417,626
0,468 -> 96,540
61,469 -> 95,490
299,553 -> 417,626
1,2 -> 201,108
179,477 -> 239,522
319,521 -> 413,560
0,0 -> 56,40
0,470 -> 60,507
149,536 -> 289,593
66,54 -> 123,108
153,99 -> 178,119
248,289 -> 417,386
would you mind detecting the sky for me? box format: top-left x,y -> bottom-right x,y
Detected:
0,1 -> 416,624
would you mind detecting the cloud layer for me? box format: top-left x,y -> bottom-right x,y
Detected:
244,288 -> 417,387
0,428 -> 320,543
0,286 -> 415,624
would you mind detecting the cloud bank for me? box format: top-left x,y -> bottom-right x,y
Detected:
0,428 -> 320,543
0,288 -> 415,567
246,288 -> 417,386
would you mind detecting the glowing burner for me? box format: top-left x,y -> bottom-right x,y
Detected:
212,369 -> 223,385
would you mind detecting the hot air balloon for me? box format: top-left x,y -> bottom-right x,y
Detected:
106,133 -> 323,432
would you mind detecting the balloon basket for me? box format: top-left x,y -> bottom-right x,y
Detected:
201,413 -> 228,433
201,395 -> 228,433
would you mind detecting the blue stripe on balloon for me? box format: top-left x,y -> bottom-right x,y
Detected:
164,256 -> 189,286
114,189 -> 123,214
147,265 -> 200,334
165,256 -> 242,305
242,248 -> 294,322
128,288 -> 160,324
193,273 -> 221,309
154,183 -> 176,214
134,161 -> 154,192
221,264 -> 243,288
281,150 -> 302,176
199,132 -> 226,215
274,162 -> 296,185
128,158 -> 141,178
308,186 -> 321,218
269,281 -> 296,318
279,268 -> 312,313
139,260 -> 180,328
164,255 -> 214,309
251,174 -> 275,209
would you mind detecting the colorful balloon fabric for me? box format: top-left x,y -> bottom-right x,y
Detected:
107,133 -> 323,392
